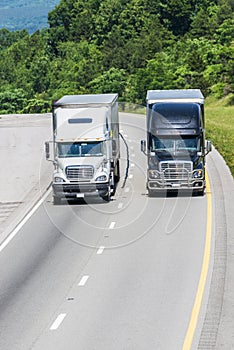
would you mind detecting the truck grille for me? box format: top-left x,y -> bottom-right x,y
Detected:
160,161 -> 192,180
66,165 -> 94,181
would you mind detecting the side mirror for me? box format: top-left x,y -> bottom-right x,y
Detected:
141,140 -> 146,153
45,141 -> 50,160
105,130 -> 111,139
206,140 -> 212,154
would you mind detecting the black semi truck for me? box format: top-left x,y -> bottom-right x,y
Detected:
141,89 -> 212,196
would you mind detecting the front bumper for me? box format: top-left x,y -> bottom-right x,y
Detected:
148,179 -> 205,191
147,166 -> 205,192
53,182 -> 109,198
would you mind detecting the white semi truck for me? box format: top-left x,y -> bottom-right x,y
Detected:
45,94 -> 120,204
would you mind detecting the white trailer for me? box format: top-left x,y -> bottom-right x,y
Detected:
45,94 -> 120,204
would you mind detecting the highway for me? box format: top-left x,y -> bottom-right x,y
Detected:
0,113 -> 233,349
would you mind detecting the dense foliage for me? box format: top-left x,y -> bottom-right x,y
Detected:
0,0 -> 233,113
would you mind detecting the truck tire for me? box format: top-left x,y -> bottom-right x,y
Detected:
110,172 -> 116,196
102,186 -> 111,202
102,194 -> 111,202
195,188 -> 205,196
197,188 -> 205,197
148,189 -> 155,197
114,160 -> 120,183
53,196 -> 61,205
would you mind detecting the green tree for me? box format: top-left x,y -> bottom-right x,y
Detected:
47,41 -> 103,97
88,68 -> 127,97
157,0 -> 197,35
190,6 -> 219,38
0,29 -> 28,50
0,89 -> 28,114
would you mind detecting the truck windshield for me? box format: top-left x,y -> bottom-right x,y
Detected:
58,141 -> 104,157
152,136 -> 199,153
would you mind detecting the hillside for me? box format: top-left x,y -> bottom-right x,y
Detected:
0,0 -> 60,33
0,0 -> 233,111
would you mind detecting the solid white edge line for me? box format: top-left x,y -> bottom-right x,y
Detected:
50,313 -> 66,330
0,188 -> 52,253
78,275 -> 90,286
118,203 -> 124,209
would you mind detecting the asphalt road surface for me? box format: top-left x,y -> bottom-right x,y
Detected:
0,113 -> 233,350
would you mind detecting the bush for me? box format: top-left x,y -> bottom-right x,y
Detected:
21,99 -> 51,113
0,89 -> 28,113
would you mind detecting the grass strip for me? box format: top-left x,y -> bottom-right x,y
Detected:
206,105 -> 234,177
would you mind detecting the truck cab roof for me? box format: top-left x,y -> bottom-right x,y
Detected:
53,94 -> 118,108
146,89 -> 204,105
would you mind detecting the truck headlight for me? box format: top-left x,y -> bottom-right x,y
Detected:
95,175 -> 107,182
54,176 -> 65,183
193,170 -> 203,178
148,170 -> 159,179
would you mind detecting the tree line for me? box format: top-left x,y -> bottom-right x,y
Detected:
0,0 -> 233,113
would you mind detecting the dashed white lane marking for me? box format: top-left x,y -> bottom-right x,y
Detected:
50,313 -> 66,330
131,154 -> 135,157
78,275 -> 90,286
125,187 -> 130,193
109,221 -> 116,229
118,202 -> 124,209
124,134 -> 128,138
97,246 -> 105,255
131,163 -> 135,167
129,174 -> 133,179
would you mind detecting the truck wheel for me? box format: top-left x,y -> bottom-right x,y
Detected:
53,196 -> 61,205
194,188 -> 205,196
102,186 -> 111,202
102,194 -> 111,202
198,188 -> 205,196
114,160 -> 120,183
148,189 -> 154,197
110,172 -> 116,196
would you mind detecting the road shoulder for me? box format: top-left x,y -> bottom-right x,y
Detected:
198,148 -> 234,349
0,114 -> 52,245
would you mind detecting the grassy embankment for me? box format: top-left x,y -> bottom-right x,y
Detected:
206,97 -> 234,177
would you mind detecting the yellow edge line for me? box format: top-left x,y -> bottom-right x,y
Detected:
182,172 -> 212,349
